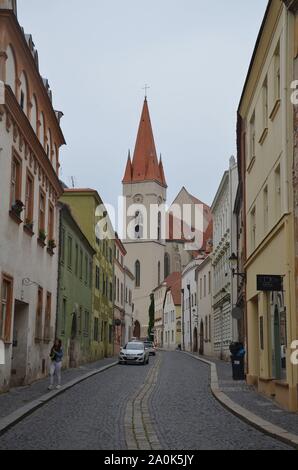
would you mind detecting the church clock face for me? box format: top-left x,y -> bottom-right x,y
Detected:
133,194 -> 143,204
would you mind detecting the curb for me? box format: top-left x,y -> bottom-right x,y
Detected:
0,361 -> 118,436
182,351 -> 298,450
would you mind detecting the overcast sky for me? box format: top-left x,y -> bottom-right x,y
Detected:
18,0 -> 268,209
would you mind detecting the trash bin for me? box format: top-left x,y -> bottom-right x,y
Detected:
229,342 -> 245,381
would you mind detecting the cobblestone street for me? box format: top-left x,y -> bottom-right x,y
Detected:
0,352 -> 294,450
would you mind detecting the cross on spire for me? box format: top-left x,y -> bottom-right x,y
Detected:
142,84 -> 150,99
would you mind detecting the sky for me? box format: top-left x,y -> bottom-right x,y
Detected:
18,0 -> 268,209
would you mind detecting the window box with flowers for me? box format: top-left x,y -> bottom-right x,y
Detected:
23,219 -> 34,237
38,229 -> 47,247
47,239 -> 56,256
9,200 -> 24,224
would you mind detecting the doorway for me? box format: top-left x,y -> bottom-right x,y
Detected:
133,320 -> 141,339
193,327 -> 198,353
10,300 -> 29,387
199,321 -> 204,355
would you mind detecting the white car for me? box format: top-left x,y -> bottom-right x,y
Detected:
119,342 -> 150,365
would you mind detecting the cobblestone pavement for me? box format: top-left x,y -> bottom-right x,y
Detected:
0,357 -> 117,419
149,352 -> 292,450
0,360 -> 154,450
196,353 -> 298,436
0,352 -> 294,450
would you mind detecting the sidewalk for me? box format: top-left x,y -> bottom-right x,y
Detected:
186,352 -> 298,448
0,356 -> 117,421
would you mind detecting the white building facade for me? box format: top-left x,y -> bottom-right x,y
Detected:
211,157 -> 238,360
0,2 -> 65,390
196,255 -> 213,357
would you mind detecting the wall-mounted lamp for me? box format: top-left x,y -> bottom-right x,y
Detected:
229,253 -> 246,280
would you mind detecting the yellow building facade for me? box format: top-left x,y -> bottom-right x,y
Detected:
239,0 -> 297,411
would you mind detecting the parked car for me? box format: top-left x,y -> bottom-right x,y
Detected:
143,341 -> 156,356
119,342 -> 150,365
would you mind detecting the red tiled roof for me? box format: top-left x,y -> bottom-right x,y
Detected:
164,272 -> 182,306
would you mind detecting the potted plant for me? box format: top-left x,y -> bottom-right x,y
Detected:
47,239 -> 56,253
11,200 -> 24,217
38,229 -> 46,243
24,218 -> 34,231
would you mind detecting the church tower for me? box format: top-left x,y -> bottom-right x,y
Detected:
122,98 -> 167,339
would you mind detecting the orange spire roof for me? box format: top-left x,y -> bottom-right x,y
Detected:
124,99 -> 166,187
122,151 -> 133,183
159,155 -> 167,187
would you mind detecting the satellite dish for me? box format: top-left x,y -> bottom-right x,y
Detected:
232,307 -> 243,320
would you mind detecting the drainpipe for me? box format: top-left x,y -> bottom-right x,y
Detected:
55,204 -> 62,340
281,6 -> 290,215
187,284 -> 192,352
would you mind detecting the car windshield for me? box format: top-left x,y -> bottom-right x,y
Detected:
126,343 -> 144,350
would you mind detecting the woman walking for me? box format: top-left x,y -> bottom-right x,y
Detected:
48,339 -> 64,390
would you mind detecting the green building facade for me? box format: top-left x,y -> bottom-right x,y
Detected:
60,189 -> 115,360
57,204 -> 95,367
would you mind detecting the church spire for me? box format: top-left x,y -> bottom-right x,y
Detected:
124,99 -> 166,187
122,150 -> 132,183
159,154 -> 167,188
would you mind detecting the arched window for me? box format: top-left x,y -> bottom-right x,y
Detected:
46,128 -> 52,160
157,212 -> 161,240
39,112 -> 45,147
135,211 -> 143,239
6,45 -> 16,93
164,253 -> 170,279
135,261 -> 140,288
19,71 -> 28,115
158,261 -> 161,286
30,95 -> 38,133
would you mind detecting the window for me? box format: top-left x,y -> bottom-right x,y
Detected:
262,77 -> 268,130
84,311 -> 89,336
103,274 -> 106,296
109,283 -> 113,302
263,186 -> 268,234
67,236 -> 73,269
39,190 -> 46,232
79,249 -> 83,280
109,325 -> 113,344
121,255 -> 123,267
11,155 -> 22,207
79,306 -> 82,335
205,316 -> 208,341
158,262 -> 161,286
251,207 -> 256,251
60,298 -> 66,336
208,272 -> 211,294
0,276 -> 13,342
129,290 -> 132,306
85,255 -> 88,285
48,203 -> 54,241
25,171 -> 34,224
194,293 -> 197,306
89,261 -> 93,289
95,266 -> 100,290
200,278 -> 202,300
106,275 -> 109,297
109,248 -> 113,264
135,211 -> 143,239
275,165 -> 281,219
75,244 -> 79,276
204,275 -> 206,297
125,287 -> 128,304
164,253 -> 170,279
249,112 -> 256,161
121,283 -> 124,306
35,287 -> 43,340
44,292 -> 51,341
135,261 -> 140,288
209,315 -> 211,342
157,212 -> 161,240
60,227 -> 65,263
94,317 -> 99,342
20,90 -> 25,110
274,43 -> 281,102
171,330 -> 174,342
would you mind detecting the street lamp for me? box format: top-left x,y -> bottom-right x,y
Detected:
229,253 -> 246,280
187,284 -> 192,352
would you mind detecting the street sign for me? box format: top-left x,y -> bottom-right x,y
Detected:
257,275 -> 283,292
